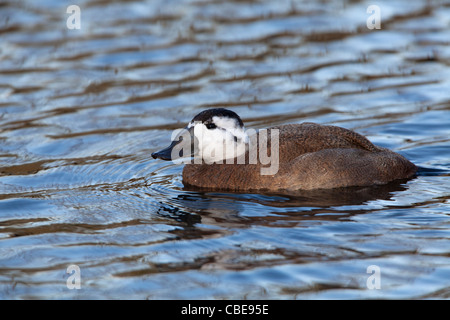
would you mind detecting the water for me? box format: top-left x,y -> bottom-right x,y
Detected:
0,0 -> 449,299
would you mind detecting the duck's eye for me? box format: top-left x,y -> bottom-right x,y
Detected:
205,123 -> 217,130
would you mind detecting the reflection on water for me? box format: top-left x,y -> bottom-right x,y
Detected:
1,0 -> 450,299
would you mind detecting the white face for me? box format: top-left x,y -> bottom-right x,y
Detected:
188,115 -> 248,164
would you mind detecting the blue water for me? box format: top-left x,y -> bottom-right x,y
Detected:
0,0 -> 449,299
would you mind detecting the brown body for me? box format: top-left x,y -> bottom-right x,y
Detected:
182,123 -> 417,191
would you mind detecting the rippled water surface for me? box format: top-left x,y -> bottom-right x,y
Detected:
1,0 -> 450,299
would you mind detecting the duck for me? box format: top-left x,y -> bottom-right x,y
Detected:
151,108 -> 417,191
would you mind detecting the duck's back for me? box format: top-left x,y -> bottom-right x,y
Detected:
182,123 -> 417,191
271,123 -> 378,162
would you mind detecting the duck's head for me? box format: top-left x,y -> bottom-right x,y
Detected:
151,108 -> 248,163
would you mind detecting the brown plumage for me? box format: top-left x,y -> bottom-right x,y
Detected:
182,123 -> 416,191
